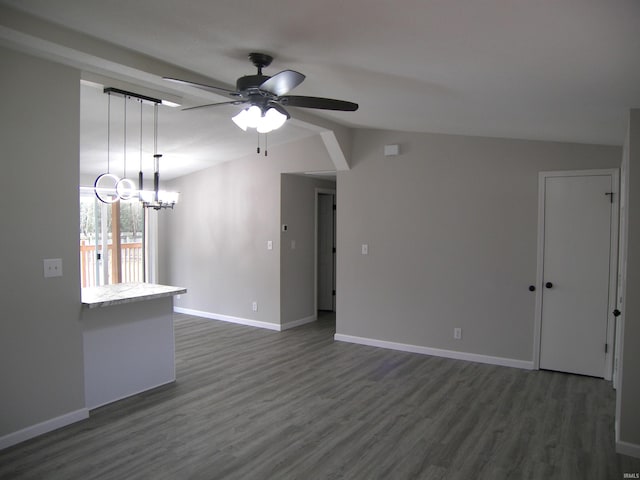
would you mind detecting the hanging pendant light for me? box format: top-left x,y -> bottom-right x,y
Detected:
116,94 -> 136,201
140,102 -> 179,210
94,91 -> 120,204
92,87 -> 178,209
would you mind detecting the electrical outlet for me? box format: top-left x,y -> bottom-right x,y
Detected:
454,328 -> 462,340
252,301 -> 258,312
267,240 -> 273,250
361,244 -> 369,255
43,258 -> 63,278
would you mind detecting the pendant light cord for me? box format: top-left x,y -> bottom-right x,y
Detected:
154,103 -> 158,155
107,92 -> 111,174
139,99 -> 143,172
123,95 -> 127,178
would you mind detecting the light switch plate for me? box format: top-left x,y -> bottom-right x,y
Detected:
43,258 -> 63,278
361,244 -> 369,255
267,240 -> 273,250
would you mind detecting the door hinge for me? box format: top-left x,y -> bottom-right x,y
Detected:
333,204 -> 336,211
332,290 -> 336,296
332,247 -> 336,253
605,343 -> 609,354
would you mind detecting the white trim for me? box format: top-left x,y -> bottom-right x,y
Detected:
87,379 -> 175,411
281,314 -> 317,331
0,408 -> 89,451
532,173 -> 546,370
615,420 -> 640,459
533,168 -> 619,380
174,307 -> 282,331
616,440 -> 640,459
606,169 -> 620,381
334,334 -> 534,370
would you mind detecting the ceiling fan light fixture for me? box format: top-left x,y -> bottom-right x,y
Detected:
232,105 -> 263,131
233,105 -> 288,134
231,109 -> 249,131
245,105 -> 262,129
262,107 -> 288,132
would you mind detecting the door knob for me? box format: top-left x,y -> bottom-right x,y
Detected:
613,309 -> 621,317
528,285 -> 536,292
545,282 -> 553,289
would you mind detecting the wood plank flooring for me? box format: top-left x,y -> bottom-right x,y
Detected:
1,312 -> 639,479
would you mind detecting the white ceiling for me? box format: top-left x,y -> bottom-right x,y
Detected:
2,0 -> 640,179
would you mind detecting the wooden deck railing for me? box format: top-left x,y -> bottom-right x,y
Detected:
80,240 -> 143,287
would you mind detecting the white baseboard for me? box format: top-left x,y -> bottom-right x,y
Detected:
0,408 -> 89,451
334,333 -> 534,370
281,314 -> 317,331
174,307 -> 282,331
86,379 -> 176,411
617,439 -> 640,459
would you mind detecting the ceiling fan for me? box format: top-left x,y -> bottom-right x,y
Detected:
164,52 -> 358,132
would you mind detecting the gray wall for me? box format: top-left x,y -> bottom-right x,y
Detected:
160,135 -> 334,326
280,174 -> 336,326
0,47 -> 85,436
336,129 -> 621,362
619,109 -> 640,447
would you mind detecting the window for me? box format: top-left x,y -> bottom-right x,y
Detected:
80,193 -> 145,287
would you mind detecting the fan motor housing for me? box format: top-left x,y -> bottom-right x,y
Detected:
236,75 -> 270,94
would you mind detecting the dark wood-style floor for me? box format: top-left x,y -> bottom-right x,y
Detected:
1,312 -> 639,479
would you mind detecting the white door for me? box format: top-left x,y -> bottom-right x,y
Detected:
317,193 -> 335,311
538,172 -> 616,378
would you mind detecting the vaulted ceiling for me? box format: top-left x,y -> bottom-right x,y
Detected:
2,0 -> 639,179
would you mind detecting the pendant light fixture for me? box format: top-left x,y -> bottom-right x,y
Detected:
116,95 -> 136,200
93,87 -> 178,210
94,91 -> 119,204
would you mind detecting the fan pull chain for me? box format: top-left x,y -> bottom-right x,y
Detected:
264,133 -> 268,157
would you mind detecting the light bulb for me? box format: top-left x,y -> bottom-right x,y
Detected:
245,105 -> 262,129
256,116 -> 273,134
116,178 -> 137,201
94,173 -> 120,204
232,109 -> 249,131
265,107 -> 287,130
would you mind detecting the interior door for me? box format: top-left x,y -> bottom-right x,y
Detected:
539,173 -> 615,377
317,193 -> 335,311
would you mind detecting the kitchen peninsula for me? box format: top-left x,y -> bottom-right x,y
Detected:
81,283 -> 186,410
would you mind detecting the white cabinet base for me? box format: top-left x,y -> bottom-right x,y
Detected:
82,296 -> 175,410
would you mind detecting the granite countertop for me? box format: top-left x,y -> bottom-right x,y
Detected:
82,283 -> 187,309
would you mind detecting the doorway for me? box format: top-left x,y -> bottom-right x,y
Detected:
316,189 -> 336,313
533,169 -> 619,379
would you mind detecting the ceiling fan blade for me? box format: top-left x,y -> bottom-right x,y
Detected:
182,100 -> 247,111
259,70 -> 305,96
279,95 -> 358,111
163,77 -> 239,96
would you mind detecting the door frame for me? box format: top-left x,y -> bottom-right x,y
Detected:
532,169 -> 619,379
314,187 -> 337,314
